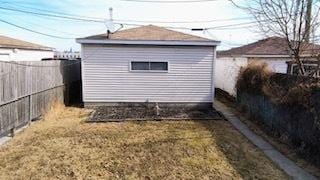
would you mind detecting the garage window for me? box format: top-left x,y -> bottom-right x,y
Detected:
131,61 -> 168,71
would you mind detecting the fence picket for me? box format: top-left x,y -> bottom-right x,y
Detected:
0,60 -> 81,137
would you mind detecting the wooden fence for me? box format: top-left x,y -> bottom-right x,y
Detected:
0,60 -> 81,137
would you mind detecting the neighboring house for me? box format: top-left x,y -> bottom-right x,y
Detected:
54,49 -> 81,60
77,25 -> 220,106
0,35 -> 54,61
287,60 -> 320,77
216,36 -> 320,96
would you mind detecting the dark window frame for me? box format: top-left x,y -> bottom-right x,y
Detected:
130,61 -> 169,72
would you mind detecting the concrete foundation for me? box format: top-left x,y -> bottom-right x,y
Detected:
84,102 -> 213,109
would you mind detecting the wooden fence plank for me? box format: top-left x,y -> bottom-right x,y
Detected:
0,60 -> 81,137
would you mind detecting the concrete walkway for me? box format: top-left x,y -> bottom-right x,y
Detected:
0,124 -> 30,146
213,100 -> 316,180
0,136 -> 11,146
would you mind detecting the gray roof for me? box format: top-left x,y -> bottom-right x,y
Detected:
83,25 -> 215,42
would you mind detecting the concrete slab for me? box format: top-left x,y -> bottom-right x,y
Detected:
0,123 -> 31,146
0,136 -> 11,146
213,100 -> 317,180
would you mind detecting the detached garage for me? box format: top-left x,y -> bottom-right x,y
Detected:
76,25 -> 220,106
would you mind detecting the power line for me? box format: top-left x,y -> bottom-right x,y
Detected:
0,18 -> 74,39
206,21 -> 257,29
0,0 -> 41,7
114,20 -> 258,30
0,14 -> 256,40
113,17 -> 251,24
10,16 -> 82,36
3,2 -> 252,24
0,5 -> 186,30
0,4 -> 259,39
206,24 -> 256,30
4,3 -> 106,21
119,22 -> 192,29
0,6 -> 105,23
0,5 -> 257,30
119,0 -> 221,3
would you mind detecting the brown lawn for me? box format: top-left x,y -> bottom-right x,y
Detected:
0,104 -> 288,179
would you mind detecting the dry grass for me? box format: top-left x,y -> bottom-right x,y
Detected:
236,62 -> 273,95
238,113 -> 320,178
0,104 -> 288,179
216,95 -> 320,178
237,62 -> 320,107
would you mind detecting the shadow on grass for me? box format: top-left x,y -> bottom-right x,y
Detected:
193,119 -> 288,179
76,102 -> 288,179
117,117 -> 287,179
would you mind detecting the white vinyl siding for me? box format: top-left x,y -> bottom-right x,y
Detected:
266,60 -> 287,73
215,57 -> 248,96
215,56 -> 289,96
82,45 -> 215,103
0,48 -> 53,61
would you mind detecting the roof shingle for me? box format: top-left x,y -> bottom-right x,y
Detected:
84,25 -> 212,42
0,35 -> 52,51
218,37 -> 320,57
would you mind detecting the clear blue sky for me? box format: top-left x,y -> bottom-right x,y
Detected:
0,0 -> 263,51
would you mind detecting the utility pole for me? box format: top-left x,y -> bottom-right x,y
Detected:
305,0 -> 313,43
109,7 -> 113,22
106,7 -> 114,36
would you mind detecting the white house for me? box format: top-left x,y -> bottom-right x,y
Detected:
77,25 -> 220,106
216,36 -> 320,96
0,35 -> 54,61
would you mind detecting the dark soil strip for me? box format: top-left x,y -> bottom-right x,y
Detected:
87,106 -> 223,122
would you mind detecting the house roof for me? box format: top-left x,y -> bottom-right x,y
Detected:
77,25 -> 220,46
218,36 -> 320,57
0,35 -> 53,51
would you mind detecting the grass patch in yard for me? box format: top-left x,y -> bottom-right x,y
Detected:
216,91 -> 320,178
0,104 -> 288,179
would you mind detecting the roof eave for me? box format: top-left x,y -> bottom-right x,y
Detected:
218,54 -> 317,58
243,54 -> 291,58
76,39 -> 220,46
0,45 -> 54,51
243,54 -> 317,58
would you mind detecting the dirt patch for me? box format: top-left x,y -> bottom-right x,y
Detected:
89,105 -> 222,122
0,104 -> 288,179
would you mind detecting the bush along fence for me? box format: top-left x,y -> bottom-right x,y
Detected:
0,60 -> 81,138
236,63 -> 320,165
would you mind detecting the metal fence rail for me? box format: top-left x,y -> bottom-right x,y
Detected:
0,60 -> 81,137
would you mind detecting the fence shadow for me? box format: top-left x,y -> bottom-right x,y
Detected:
60,60 -> 82,107
192,117 -> 284,179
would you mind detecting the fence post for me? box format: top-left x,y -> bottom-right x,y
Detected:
10,127 -> 15,137
28,63 -> 32,125
28,95 -> 32,125
0,60 -> 81,137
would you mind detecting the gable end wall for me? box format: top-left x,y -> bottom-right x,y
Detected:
82,44 -> 215,103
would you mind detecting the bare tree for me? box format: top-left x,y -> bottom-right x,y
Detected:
231,0 -> 320,76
